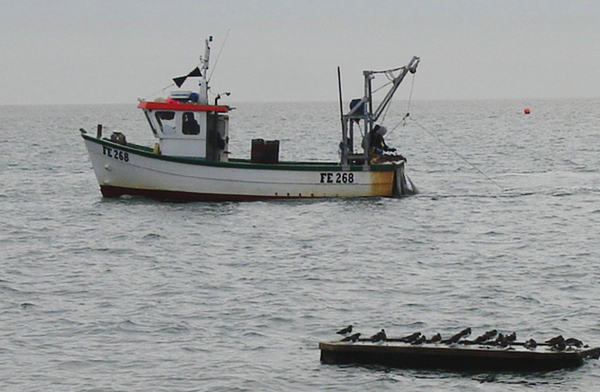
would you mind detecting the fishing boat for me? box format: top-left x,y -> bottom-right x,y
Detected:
80,36 -> 419,201
320,329 -> 600,372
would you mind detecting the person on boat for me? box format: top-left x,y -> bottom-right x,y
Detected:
182,112 -> 200,135
368,124 -> 396,162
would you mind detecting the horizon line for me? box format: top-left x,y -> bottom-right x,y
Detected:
1,96 -> 599,107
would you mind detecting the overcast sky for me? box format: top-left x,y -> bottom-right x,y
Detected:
1,0 -> 599,105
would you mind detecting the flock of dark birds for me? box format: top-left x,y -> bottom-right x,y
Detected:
335,325 -> 586,351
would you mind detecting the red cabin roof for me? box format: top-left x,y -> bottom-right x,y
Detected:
138,101 -> 229,112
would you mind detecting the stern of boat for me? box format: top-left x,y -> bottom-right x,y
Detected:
393,162 -> 417,197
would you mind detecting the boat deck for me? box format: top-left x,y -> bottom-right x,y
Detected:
81,132 -> 400,172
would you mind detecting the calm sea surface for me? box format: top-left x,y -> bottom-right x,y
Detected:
1,99 -> 599,391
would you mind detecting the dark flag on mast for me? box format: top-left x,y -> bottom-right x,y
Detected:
173,67 -> 202,88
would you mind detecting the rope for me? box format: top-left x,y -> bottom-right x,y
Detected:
383,73 -> 416,135
406,73 -> 416,117
372,79 -> 393,94
411,118 -> 504,191
380,93 -> 392,123
208,28 -> 231,83
386,115 -> 408,135
375,76 -> 397,123
378,70 -> 403,124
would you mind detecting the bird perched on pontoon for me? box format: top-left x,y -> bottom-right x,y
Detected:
370,329 -> 387,342
427,333 -> 442,343
524,339 -> 537,349
505,332 -> 517,343
545,335 -> 565,345
474,329 -> 497,344
336,325 -> 353,335
565,337 -> 583,348
442,328 -> 471,344
495,333 -> 509,347
341,333 -> 361,342
399,332 -> 421,343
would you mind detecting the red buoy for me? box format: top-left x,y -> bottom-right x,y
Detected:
524,108 -> 531,114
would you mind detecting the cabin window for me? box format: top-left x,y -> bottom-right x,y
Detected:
155,111 -> 176,134
182,112 -> 200,135
144,111 -> 157,136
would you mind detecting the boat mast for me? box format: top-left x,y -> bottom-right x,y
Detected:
198,36 -> 213,105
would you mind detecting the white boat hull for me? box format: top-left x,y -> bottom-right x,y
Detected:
82,133 -> 411,201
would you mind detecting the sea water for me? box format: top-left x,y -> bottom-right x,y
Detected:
1,99 -> 599,391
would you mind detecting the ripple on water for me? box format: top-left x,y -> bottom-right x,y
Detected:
1,101 -> 600,390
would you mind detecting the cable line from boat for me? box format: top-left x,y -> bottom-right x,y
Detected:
381,73 -> 416,135
208,28 -> 231,83
380,97 -> 392,124
411,118 -> 505,191
372,80 -> 393,94
404,72 -> 416,124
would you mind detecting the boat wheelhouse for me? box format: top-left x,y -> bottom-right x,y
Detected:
138,100 -> 230,161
